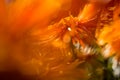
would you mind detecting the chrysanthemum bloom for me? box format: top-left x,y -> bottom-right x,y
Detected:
0,0 -> 113,80
97,1 -> 120,77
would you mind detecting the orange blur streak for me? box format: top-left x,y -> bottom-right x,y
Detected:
7,0 -> 65,33
78,3 -> 100,23
0,0 -> 6,25
78,0 -> 111,23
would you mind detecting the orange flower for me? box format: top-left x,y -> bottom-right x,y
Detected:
0,0 -> 90,80
97,4 -> 120,59
0,0 -> 112,80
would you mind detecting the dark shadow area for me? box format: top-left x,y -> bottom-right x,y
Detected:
0,71 -> 37,80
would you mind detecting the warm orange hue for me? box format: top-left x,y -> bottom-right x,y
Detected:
78,0 -> 111,22
98,20 -> 120,58
0,0 -> 94,80
0,0 -> 118,80
97,1 -> 120,59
